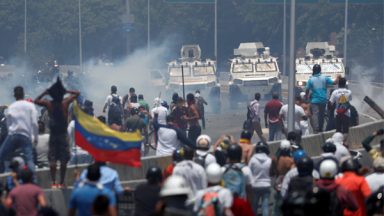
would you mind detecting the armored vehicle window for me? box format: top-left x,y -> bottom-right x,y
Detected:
169,67 -> 191,76
193,66 -> 215,76
232,63 -> 253,73
256,63 -> 277,72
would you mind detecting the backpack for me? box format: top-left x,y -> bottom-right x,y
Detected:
336,93 -> 350,115
327,188 -> 343,216
247,101 -> 258,121
108,95 -> 123,121
194,153 -> 210,168
198,191 -> 221,216
196,97 -> 205,116
223,163 -> 246,197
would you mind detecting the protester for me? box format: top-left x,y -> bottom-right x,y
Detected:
247,93 -> 267,144
362,128 -> 384,163
320,140 -> 337,160
170,97 -> 188,135
76,161 -> 124,195
286,156 -> 315,196
223,144 -> 252,199
34,78 -> 80,188
195,90 -> 208,130
125,107 -> 146,133
169,93 -> 179,112
151,97 -> 168,125
336,158 -> 371,216
5,157 -> 24,193
305,64 -> 339,133
248,142 -> 272,216
329,77 -> 352,134
299,91 -> 311,135
213,135 -> 232,166
35,121 -> 49,168
134,166 -> 162,216
153,113 -> 194,156
138,94 -> 150,112
102,85 -> 123,126
316,158 -> 359,215
185,93 -> 201,144
365,157 -> 384,194
194,163 -> 234,216
5,169 -> 46,216
194,134 -> 216,168
332,132 -> 351,161
69,164 -> 116,216
239,130 -> 254,164
92,195 -> 110,216
279,96 -> 305,139
163,149 -> 184,179
157,175 -> 193,215
264,93 -> 283,141
172,146 -> 207,196
0,86 -> 38,173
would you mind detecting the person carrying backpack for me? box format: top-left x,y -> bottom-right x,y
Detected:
194,163 -> 234,216
102,85 -> 123,127
329,77 -> 352,134
315,158 -> 358,216
195,90 -> 208,130
194,135 -> 216,168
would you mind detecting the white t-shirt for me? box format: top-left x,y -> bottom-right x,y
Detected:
156,127 -> 181,156
104,94 -> 122,112
6,100 -> 38,141
279,104 -> 305,131
35,134 -> 49,164
329,88 -> 352,116
194,186 -> 233,213
151,106 -> 168,125
173,160 -> 207,196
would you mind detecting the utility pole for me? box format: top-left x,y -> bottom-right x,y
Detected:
214,0 -> 218,64
343,0 -> 348,67
147,0 -> 151,53
78,0 -> 83,73
287,0 -> 296,132
24,0 -> 27,55
283,0 -> 287,76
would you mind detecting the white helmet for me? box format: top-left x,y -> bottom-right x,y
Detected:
280,140 -> 291,150
319,159 -> 338,179
160,175 -> 191,197
196,134 -> 211,150
206,163 -> 222,184
300,92 -> 306,100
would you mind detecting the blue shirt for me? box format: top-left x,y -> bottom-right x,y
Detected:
69,182 -> 116,216
78,165 -> 124,194
306,74 -> 334,104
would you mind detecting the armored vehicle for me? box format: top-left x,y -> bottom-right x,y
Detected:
228,42 -> 281,108
167,45 -> 220,110
295,42 -> 345,88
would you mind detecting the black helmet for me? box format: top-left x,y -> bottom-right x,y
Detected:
240,130 -> 253,140
341,158 -> 359,173
296,156 -> 314,177
146,166 -> 163,184
313,64 -> 321,75
322,141 -> 336,153
172,149 -> 184,163
111,85 -> 117,93
227,144 -> 242,162
130,107 -> 139,115
255,141 -> 270,154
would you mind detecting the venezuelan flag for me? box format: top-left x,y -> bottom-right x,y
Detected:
73,102 -> 142,167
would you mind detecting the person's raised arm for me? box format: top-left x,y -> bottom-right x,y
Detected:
65,90 -> 80,103
362,129 -> 383,153
34,89 -> 50,107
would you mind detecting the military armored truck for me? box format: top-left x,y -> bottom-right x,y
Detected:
295,42 -> 345,89
167,45 -> 220,110
228,42 -> 281,108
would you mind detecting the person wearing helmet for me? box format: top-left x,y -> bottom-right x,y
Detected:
305,64 -> 340,133
320,140 -> 337,160
151,97 -> 169,125
280,150 -> 320,197
134,166 -> 163,216
194,134 -> 216,168
264,93 -> 283,141
270,140 -> 295,216
286,156 -> 315,196
315,158 -> 359,215
336,158 -> 371,216
366,185 -> 384,216
248,142 -> 272,216
156,175 -> 193,215
153,113 -> 194,156
173,146 -> 207,196
163,148 -> 185,179
332,132 -> 351,161
213,134 -> 233,166
239,130 -> 254,164
125,107 -> 146,133
194,163 -> 234,216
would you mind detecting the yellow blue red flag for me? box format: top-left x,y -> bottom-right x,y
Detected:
73,102 -> 142,167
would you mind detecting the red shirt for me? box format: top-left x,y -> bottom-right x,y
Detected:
336,172 -> 371,216
264,99 -> 283,123
231,196 -> 255,216
9,183 -> 44,216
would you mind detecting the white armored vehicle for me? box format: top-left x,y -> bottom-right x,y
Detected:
167,45 -> 220,106
295,42 -> 346,88
228,42 -> 281,108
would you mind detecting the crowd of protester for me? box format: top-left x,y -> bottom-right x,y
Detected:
0,64 -> 382,216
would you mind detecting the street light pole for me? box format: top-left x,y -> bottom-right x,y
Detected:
24,0 -> 27,55
214,0 -> 217,62
147,0 -> 150,53
287,0 -> 296,132
343,0 -> 348,67
283,0 -> 286,76
78,0 -> 83,73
